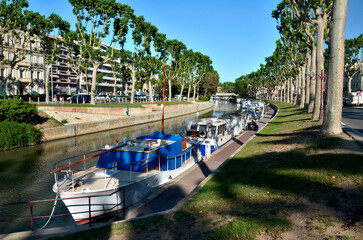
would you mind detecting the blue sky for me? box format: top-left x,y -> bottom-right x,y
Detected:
28,0 -> 363,83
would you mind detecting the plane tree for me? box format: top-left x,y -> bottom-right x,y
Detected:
68,0 -> 132,104
321,0 -> 348,136
164,39 -> 186,101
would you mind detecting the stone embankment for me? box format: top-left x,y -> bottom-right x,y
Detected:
37,102 -> 214,141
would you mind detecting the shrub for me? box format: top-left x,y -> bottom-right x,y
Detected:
0,121 -> 41,149
0,98 -> 37,123
199,95 -> 210,101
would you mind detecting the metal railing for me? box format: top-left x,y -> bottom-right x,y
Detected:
0,187 -> 126,232
0,141 -> 199,233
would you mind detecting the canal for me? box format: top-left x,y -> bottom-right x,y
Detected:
0,101 -> 239,234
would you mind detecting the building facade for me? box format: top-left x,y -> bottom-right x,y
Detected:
1,32 -> 45,95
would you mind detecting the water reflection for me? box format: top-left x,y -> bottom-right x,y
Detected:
0,101 -> 238,233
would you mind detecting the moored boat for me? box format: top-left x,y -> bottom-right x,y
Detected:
52,131 -> 201,225
185,114 -> 245,158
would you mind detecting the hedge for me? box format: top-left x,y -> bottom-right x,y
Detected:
0,121 -> 41,149
0,98 -> 38,123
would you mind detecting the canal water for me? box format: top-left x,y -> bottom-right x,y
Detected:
0,101 -> 239,234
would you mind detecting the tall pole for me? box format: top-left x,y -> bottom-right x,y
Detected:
162,63 -> 166,132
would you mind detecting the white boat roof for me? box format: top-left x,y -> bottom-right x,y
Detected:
191,118 -> 226,126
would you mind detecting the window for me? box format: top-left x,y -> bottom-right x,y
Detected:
1,69 -> 4,79
30,42 -> 32,50
37,56 -> 40,64
19,38 -> 22,45
8,52 -> 13,61
31,70 -> 33,79
30,55 -> 33,64
37,72 -> 40,79
7,36 -> 11,46
20,70 -> 24,78
36,42 -> 39,50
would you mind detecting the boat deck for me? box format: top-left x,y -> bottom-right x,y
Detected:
61,169 -> 159,193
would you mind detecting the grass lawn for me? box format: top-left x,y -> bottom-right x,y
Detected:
37,100 -> 194,108
52,101 -> 363,240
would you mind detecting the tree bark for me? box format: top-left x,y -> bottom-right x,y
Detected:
45,65 -> 51,104
308,45 -> 317,113
187,84 -> 191,101
130,70 -> 136,104
148,80 -> 154,103
305,53 -> 311,109
312,11 -> 328,120
90,63 -> 100,105
179,82 -> 185,102
168,79 -> 172,102
299,64 -> 306,108
321,0 -> 347,136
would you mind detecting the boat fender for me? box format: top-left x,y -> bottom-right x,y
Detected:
105,145 -> 111,149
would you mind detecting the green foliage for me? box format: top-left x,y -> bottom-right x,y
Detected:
199,94 -> 210,101
0,98 -> 38,123
0,121 -> 41,149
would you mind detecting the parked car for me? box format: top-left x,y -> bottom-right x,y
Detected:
111,95 -> 127,102
134,92 -> 147,100
95,94 -> 110,103
70,93 -> 91,104
174,95 -> 187,100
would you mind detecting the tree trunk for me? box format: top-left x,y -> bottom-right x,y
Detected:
45,65 -> 51,104
305,53 -> 311,109
187,84 -> 191,101
113,76 -> 117,96
289,78 -> 293,103
148,80 -> 154,103
312,14 -> 327,120
308,45 -> 317,113
192,84 -> 197,100
179,82 -> 185,102
347,76 -> 352,96
5,65 -> 14,95
168,79 -> 172,102
321,0 -> 347,136
90,63 -> 100,105
286,79 -> 290,103
130,70 -> 136,104
299,64 -> 306,108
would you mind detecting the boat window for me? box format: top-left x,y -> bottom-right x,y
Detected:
218,126 -> 222,134
209,126 -> 216,136
199,125 -> 207,132
190,124 -> 198,130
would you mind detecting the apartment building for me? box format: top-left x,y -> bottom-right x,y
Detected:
0,32 -> 45,95
1,31 -> 133,96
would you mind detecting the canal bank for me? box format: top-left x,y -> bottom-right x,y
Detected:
39,102 -> 214,141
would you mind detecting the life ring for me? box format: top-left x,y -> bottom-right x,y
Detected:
199,131 -> 206,138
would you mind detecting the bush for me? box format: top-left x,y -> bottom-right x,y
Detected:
199,95 -> 210,101
0,121 -> 41,149
0,98 -> 38,123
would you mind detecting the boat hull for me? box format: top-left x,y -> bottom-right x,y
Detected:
58,154 -> 200,224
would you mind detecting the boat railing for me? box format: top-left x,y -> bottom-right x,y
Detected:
0,186 -> 126,232
53,143 -> 200,192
